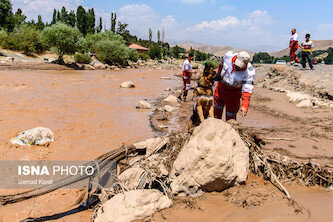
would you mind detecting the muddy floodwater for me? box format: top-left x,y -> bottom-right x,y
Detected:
0,68 -> 179,161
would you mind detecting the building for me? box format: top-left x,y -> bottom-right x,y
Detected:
128,44 -> 149,54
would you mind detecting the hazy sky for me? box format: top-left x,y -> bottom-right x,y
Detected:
11,0 -> 333,50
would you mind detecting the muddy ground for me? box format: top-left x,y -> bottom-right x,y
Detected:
0,62 -> 332,221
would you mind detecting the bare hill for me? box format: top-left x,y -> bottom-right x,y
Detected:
270,39 -> 333,58
171,41 -> 253,57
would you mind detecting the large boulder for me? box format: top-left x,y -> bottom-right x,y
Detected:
94,189 -> 172,222
120,81 -> 135,88
170,118 -> 249,196
10,127 -> 55,146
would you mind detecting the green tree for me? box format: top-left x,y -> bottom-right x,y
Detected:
96,17 -> 102,33
0,28 -> 8,46
2,24 -> 43,53
51,9 -> 57,24
0,0 -> 14,31
111,12 -> 116,33
162,27 -> 165,43
252,52 -> 274,64
42,22 -> 82,64
60,6 -> 68,24
87,8 -> 95,34
84,30 -> 125,52
171,45 -> 181,58
36,15 -> 44,30
93,39 -> 130,65
148,45 -> 162,60
148,27 -> 152,42
157,30 -> 160,43
195,50 -> 208,61
68,10 -> 76,27
324,47 -> 333,64
13,8 -> 26,26
76,5 -> 87,35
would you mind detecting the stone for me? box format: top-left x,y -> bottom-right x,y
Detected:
286,91 -> 311,102
160,77 -> 171,80
163,95 -> 178,103
296,99 -> 313,108
90,60 -> 105,69
120,81 -> 135,88
10,127 -> 55,146
136,101 -> 152,109
83,64 -> 95,70
165,88 -> 171,91
164,105 -> 176,113
134,137 -> 169,156
170,118 -> 249,196
94,189 -> 172,222
5,57 -> 14,62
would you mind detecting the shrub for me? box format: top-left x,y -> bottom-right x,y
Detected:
74,53 -> 91,64
84,31 -> 125,52
138,52 -> 150,61
128,49 -> 139,62
202,59 -> 219,69
2,24 -> 44,53
324,47 -> 333,64
42,22 -> 83,64
0,29 -> 8,46
148,45 -> 162,60
93,39 -> 129,65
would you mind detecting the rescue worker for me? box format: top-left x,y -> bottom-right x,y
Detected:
214,51 -> 255,120
289,28 -> 299,63
300,33 -> 315,70
179,53 -> 197,101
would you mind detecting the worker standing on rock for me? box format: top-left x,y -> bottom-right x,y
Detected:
179,53 -> 197,101
300,33 -> 315,70
289,28 -> 299,64
214,51 -> 255,120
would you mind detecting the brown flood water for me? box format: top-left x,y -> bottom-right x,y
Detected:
0,68 -> 179,221
0,68 -> 179,161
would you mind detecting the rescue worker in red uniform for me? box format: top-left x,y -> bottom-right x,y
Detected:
214,51 -> 255,120
289,28 -> 299,63
179,53 -> 197,101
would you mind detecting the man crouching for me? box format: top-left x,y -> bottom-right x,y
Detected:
214,51 -> 255,120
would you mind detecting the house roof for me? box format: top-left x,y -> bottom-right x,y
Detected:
129,44 -> 149,51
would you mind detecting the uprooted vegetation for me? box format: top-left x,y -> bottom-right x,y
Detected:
1,118 -> 331,221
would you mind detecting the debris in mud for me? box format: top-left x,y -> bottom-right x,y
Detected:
120,81 -> 135,88
136,100 -> 152,109
163,105 -> 177,113
10,127 -> 55,146
94,189 -> 172,222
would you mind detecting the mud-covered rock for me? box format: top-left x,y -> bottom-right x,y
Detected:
170,118 -> 249,196
136,100 -> 152,109
134,137 -> 168,156
10,127 -> 55,146
164,105 -> 176,113
94,189 -> 172,222
163,95 -> 178,103
296,99 -> 313,108
120,81 -> 135,88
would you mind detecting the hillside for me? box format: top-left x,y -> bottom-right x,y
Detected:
171,41 -> 253,57
270,39 -> 333,58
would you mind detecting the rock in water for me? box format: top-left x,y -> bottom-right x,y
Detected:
136,100 -> 152,109
170,118 -> 249,196
120,81 -> 135,88
94,189 -> 172,222
164,105 -> 176,113
10,127 -> 55,146
163,95 -> 178,103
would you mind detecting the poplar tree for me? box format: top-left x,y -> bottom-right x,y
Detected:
76,5 -> 87,35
